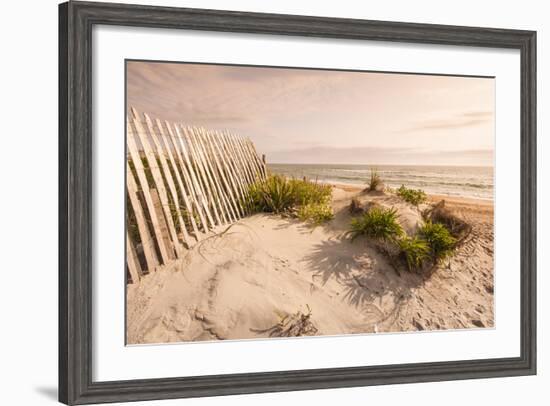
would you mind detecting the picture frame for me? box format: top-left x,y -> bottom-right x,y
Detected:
59,1 -> 537,404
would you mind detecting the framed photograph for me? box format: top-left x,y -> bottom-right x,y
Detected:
59,1 -> 536,404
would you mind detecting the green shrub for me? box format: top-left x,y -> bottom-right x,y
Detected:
419,221 -> 457,260
367,168 -> 382,191
249,174 -> 296,213
396,185 -> 427,206
249,175 -> 333,225
397,236 -> 431,271
289,178 -> 332,206
349,207 -> 403,242
297,202 -> 334,225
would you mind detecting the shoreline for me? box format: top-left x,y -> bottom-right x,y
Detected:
326,181 -> 494,206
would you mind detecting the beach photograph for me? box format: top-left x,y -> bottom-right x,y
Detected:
125,61 -> 494,345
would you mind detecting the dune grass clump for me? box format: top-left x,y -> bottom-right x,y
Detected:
297,202 -> 334,225
249,174 -> 333,224
367,168 -> 382,192
349,197 -> 364,215
249,174 -> 296,214
397,236 -> 431,271
347,203 -> 459,274
423,200 -> 472,243
290,178 -> 332,206
348,207 -> 403,242
397,185 -> 427,206
419,221 -> 457,261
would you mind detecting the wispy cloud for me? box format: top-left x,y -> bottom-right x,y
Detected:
462,111 -> 493,119
401,111 -> 494,132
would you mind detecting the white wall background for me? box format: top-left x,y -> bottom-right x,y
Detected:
0,0 -> 546,405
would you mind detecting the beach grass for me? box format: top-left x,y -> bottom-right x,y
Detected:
347,190 -> 459,273
249,174 -> 296,213
397,236 -> 431,271
297,202 -> 334,225
348,207 -> 403,242
367,167 -> 382,191
249,174 -> 333,224
396,185 -> 427,206
419,221 -> 457,261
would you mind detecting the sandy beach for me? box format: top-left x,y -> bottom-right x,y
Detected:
127,184 -> 494,344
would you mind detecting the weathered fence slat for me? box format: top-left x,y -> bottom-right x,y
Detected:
126,108 -> 267,280
150,188 -> 175,261
126,162 -> 159,272
130,108 -> 181,259
179,126 -> 210,224
217,130 -> 247,214
196,129 -> 233,224
249,138 -> 268,179
126,231 -> 142,283
220,130 -> 251,212
174,124 -> 216,230
127,119 -> 172,264
184,126 -> 223,227
197,128 -> 238,223
230,130 -> 255,186
188,127 -> 229,225
144,113 -> 192,248
203,129 -> 242,220
244,136 -> 266,180
164,121 -> 206,238
237,134 -> 261,181
155,119 -> 201,242
212,130 -> 246,217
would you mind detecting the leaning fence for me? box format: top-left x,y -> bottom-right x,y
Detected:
126,107 -> 267,283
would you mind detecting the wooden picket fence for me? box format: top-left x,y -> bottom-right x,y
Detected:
126,107 -> 267,283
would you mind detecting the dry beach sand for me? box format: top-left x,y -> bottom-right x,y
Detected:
127,185 -> 494,344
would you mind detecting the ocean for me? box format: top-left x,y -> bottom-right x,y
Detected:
268,164 -> 494,200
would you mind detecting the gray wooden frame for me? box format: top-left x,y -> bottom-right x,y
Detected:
59,1 -> 537,404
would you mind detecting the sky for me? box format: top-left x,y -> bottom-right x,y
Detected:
127,61 -> 495,166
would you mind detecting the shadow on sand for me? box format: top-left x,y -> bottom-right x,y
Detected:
303,235 -> 424,310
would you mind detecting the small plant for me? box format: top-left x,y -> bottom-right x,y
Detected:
249,175 -> 333,225
397,236 -> 431,271
289,178 -> 332,206
297,202 -> 334,225
423,200 -> 472,241
397,185 -> 427,206
367,168 -> 382,191
349,197 -> 364,215
419,221 -> 457,260
258,305 -> 318,337
348,207 -> 403,242
249,174 -> 295,213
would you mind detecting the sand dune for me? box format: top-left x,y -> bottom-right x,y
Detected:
127,185 -> 494,344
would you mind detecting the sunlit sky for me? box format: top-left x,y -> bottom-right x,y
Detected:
127,61 -> 494,166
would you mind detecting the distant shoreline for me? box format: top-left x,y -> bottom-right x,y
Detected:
317,180 -> 495,203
